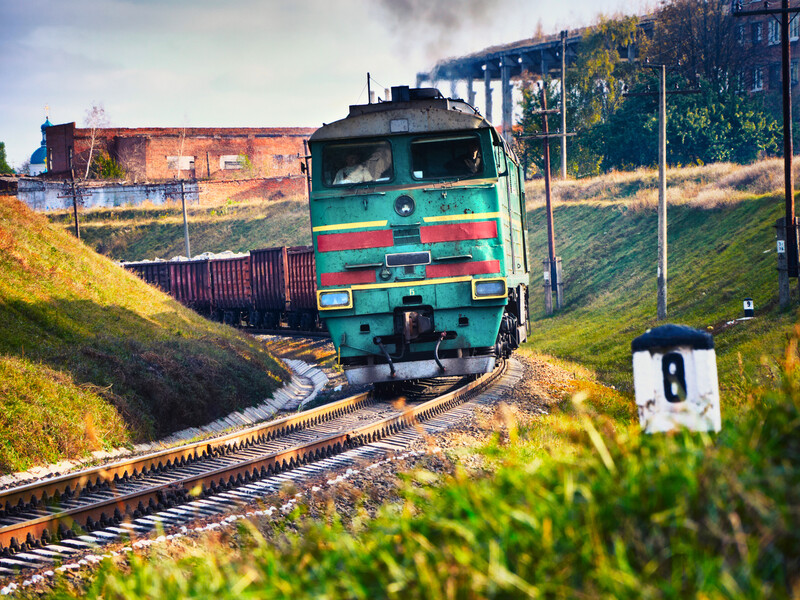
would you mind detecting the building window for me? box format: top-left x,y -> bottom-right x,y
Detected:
770,63 -> 782,89
793,60 -> 799,85
753,66 -> 764,91
734,71 -> 745,93
220,154 -> 244,170
737,24 -> 745,45
167,156 -> 195,170
769,19 -> 780,45
792,15 -> 799,41
753,22 -> 762,44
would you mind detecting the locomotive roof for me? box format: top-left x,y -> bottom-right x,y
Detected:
310,86 -> 492,142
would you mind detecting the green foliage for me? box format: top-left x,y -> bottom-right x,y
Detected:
586,76 -> 781,170
89,151 -> 126,180
0,142 -> 12,173
517,16 -> 639,178
515,4 -> 780,175
48,346 -> 800,598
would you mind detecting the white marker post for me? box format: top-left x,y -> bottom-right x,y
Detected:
631,324 -> 721,433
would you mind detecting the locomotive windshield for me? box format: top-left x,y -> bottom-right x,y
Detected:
322,140 -> 393,186
410,134 -> 483,180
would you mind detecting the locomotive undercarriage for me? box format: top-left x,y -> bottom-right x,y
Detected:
341,284 -> 528,385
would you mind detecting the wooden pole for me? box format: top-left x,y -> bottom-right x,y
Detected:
181,180 -> 191,259
541,86 -> 561,310
657,65 -> 667,320
781,0 -> 797,278
560,30 -> 568,180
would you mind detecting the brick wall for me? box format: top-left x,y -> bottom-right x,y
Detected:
46,125 -> 316,183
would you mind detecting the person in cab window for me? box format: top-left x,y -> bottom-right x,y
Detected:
334,153 -> 372,184
365,146 -> 392,181
445,141 -> 481,175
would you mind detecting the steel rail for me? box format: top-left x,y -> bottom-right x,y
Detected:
0,361 -> 505,555
0,391 -> 373,516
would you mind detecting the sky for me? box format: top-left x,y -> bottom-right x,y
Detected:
0,0 -> 650,169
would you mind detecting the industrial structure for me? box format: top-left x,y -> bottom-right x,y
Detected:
43,123 -> 315,183
415,19 -> 653,143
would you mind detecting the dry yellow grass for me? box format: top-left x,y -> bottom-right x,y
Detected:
524,158 -> 797,211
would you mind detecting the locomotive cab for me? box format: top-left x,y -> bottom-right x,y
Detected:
309,86 -> 530,384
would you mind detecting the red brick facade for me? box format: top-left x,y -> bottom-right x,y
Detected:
737,1 -> 800,96
45,124 -> 316,183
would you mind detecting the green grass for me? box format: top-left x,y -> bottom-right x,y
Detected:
524,162 -> 798,412
44,342 -> 800,599
31,160 -> 800,597
47,197 -> 312,260
0,197 -> 289,473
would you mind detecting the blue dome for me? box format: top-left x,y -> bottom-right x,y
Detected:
31,146 -> 47,165
41,118 -> 52,132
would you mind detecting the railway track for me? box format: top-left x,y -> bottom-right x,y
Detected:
0,358 -> 522,577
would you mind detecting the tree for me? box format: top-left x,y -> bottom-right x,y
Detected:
0,142 -> 11,174
89,151 -> 126,179
83,104 -> 109,179
647,0 -> 758,90
516,16 -> 641,178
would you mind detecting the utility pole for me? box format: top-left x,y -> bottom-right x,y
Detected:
625,68 -> 699,320
170,180 -> 193,258
560,30 -> 568,180
181,181 -> 191,258
517,82 -> 577,313
58,147 -> 90,239
734,0 -> 800,305
539,87 -> 563,313
657,64 -> 667,321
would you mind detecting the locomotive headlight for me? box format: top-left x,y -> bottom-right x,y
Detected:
394,195 -> 415,217
317,289 -> 353,310
472,278 -> 507,300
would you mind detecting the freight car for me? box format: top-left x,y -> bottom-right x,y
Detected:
307,85 -> 530,385
122,246 -> 318,330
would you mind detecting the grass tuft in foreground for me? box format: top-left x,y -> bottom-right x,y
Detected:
46,338 -> 800,599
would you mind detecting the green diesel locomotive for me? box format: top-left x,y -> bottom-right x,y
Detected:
308,86 -> 530,385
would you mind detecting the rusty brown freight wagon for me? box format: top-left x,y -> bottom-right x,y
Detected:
169,259 -> 212,315
209,255 -> 252,325
123,261 -> 171,293
250,247 -> 289,329
287,246 -> 317,330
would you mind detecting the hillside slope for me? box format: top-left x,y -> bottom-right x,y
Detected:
524,160 -> 799,407
0,196 -> 289,473
49,196 -> 311,260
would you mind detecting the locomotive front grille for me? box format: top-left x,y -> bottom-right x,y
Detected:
392,226 -> 421,246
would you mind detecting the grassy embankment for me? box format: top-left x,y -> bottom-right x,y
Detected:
525,159 -> 800,413
43,160 -> 799,598
0,196 -> 289,474
48,196 -> 311,261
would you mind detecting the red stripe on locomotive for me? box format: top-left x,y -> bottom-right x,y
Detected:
320,270 -> 377,287
419,220 -> 497,244
317,229 -> 394,252
426,259 -> 501,278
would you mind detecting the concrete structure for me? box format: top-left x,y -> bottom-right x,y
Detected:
44,124 -> 316,183
17,175 -> 306,212
416,19 -> 655,142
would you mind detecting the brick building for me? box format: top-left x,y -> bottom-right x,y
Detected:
736,2 -> 800,96
44,123 -> 316,182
